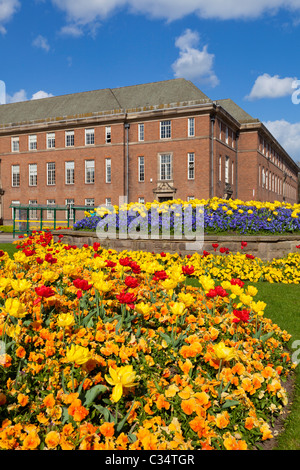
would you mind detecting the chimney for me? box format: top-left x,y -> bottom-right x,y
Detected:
0,81 -> 6,105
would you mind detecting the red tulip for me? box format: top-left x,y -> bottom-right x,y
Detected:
35,285 -> 55,298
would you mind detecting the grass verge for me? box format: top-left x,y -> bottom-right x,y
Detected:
0,243 -> 17,258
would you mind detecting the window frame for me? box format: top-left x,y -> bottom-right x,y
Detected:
105,158 -> 111,184
187,152 -> 195,180
159,154 -> 172,181
47,162 -> 56,186
188,118 -> 195,137
46,199 -> 55,220
47,132 -> 55,149
29,200 -> 38,220
65,161 -> 75,185
105,126 -> 111,144
12,164 -> 20,187
65,130 -> 74,147
85,160 -> 95,184
160,120 -> 171,140
85,128 -> 95,146
29,163 -> 37,187
138,156 -> 145,182
28,135 -> 37,151
138,123 -> 144,142
11,137 -> 19,152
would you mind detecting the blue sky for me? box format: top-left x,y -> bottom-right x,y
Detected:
1,0 -> 300,163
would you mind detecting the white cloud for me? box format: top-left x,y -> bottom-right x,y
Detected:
264,119 -> 300,162
172,29 -> 219,87
32,34 -> 50,52
0,0 -> 20,33
31,90 -> 54,100
246,74 -> 297,100
50,0 -> 300,27
6,89 -> 54,103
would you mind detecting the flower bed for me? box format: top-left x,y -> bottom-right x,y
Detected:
74,197 -> 300,235
0,231 -> 297,450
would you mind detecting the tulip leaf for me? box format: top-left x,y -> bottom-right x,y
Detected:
261,331 -> 274,344
116,401 -> 135,433
84,385 -> 108,407
222,400 -> 240,409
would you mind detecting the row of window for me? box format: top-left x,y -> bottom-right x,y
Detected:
218,120 -> 236,149
259,136 -> 294,177
11,159 -> 111,187
218,155 -> 234,185
259,167 -> 286,195
11,153 -> 196,187
10,118 -> 197,153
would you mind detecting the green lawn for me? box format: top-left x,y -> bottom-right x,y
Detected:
0,243 -> 17,258
0,225 -> 13,233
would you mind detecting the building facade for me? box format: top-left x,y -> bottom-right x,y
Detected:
0,78 -> 298,224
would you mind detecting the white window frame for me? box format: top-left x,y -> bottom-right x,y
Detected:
65,130 -> 74,147
188,153 -> 195,180
29,200 -> 38,220
138,123 -> 144,142
138,197 -> 145,204
85,160 -> 95,184
138,156 -> 145,182
12,165 -> 20,187
160,120 -> 171,139
29,163 -> 37,186
225,156 -> 229,184
187,196 -> 195,201
85,198 -> 95,207
225,127 -> 229,145
47,162 -> 56,186
47,200 -> 55,220
106,197 -> 112,207
11,200 -> 20,220
219,156 -> 222,181
85,128 -> 95,146
65,161 -> 75,185
105,126 -> 111,144
160,154 -> 172,181
65,199 -> 74,220
11,137 -> 19,152
29,135 -> 37,151
188,118 -> 195,137
47,132 -> 55,149
105,158 -> 111,183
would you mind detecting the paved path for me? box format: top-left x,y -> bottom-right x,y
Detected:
0,233 -> 15,243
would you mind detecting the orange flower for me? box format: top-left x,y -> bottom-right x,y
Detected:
223,433 -> 247,450
45,431 -> 60,449
260,422 -> 273,441
189,416 -> 206,434
22,430 -> 41,450
0,393 -> 6,406
156,394 -> 170,410
99,422 -> 115,438
216,411 -> 230,429
43,393 -> 55,409
17,393 -> 29,407
68,398 -> 89,422
16,346 -> 26,359
181,398 -> 196,415
178,359 -> 193,375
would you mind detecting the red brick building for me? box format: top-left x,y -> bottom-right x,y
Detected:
0,78 -> 298,224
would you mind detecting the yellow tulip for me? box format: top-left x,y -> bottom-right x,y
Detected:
169,302 -> 187,317
57,313 -> 75,328
251,300 -> 267,316
135,302 -> 152,315
94,280 -> 112,293
66,344 -> 91,365
0,278 -> 12,292
10,279 -> 32,293
2,298 -> 27,318
177,292 -> 194,307
246,285 -> 258,297
105,365 -> 138,403
212,341 -> 236,362
200,276 -> 215,292
42,271 -> 59,283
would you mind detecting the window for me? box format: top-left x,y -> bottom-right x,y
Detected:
232,161 -> 234,185
219,156 -> 222,181
225,127 -> 229,145
29,135 -> 37,150
188,153 -> 195,180
47,162 -> 56,185
85,128 -> 95,145
188,118 -> 195,137
160,154 -> 172,180
11,137 -> 19,152
65,161 -> 75,185
29,200 -> 37,220
65,199 -> 74,220
47,133 -> 55,149
266,170 -> 268,190
85,198 -> 95,207
47,200 -> 55,220
105,126 -> 111,144
262,168 -> 265,188
138,156 -> 145,182
29,164 -> 37,186
232,131 -> 235,148
160,120 -> 171,139
12,165 -> 20,187
65,130 -> 74,147
11,201 -> 20,219
106,158 -> 111,183
85,160 -> 95,184
225,156 -> 229,184
106,198 -> 111,206
219,121 -> 222,140
138,124 -> 144,141
187,196 -> 195,201
138,197 -> 145,204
